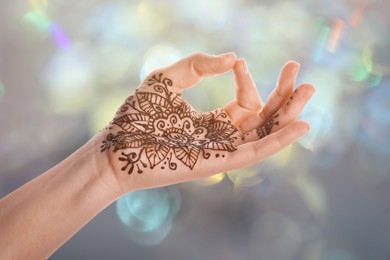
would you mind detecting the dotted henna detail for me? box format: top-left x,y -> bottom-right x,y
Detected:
101,73 -> 238,174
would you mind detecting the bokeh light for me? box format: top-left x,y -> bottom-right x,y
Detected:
42,44 -> 95,114
349,0 -> 367,27
24,0 -> 71,50
313,18 -> 331,63
50,22 -> 70,50
326,18 -> 344,53
140,44 -> 183,81
227,166 -> 263,192
193,172 -> 225,186
116,186 -> 181,245
298,104 -> 334,151
348,54 -> 370,82
24,11 -> 51,33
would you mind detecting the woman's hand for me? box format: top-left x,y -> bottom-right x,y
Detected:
0,52 -> 314,259
100,52 -> 315,192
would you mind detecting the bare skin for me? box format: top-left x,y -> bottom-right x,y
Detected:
0,52 -> 314,259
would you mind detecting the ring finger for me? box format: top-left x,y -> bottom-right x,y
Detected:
241,83 -> 315,143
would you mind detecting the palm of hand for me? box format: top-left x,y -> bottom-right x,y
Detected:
101,73 -> 239,175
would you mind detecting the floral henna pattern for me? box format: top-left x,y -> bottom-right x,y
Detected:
101,73 -> 238,174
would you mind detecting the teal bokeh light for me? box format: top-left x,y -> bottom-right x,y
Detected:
117,188 -> 170,232
116,186 -> 181,245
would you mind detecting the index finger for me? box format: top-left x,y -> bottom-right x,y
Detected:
149,52 -> 237,93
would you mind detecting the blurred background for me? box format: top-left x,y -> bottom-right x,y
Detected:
1,0 -> 389,259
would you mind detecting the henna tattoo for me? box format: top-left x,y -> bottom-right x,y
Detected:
242,89 -> 299,142
256,113 -> 280,139
286,95 -> 294,106
240,113 -> 280,142
101,73 -> 238,174
287,89 -> 298,106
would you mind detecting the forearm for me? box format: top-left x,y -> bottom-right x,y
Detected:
0,133 -> 122,259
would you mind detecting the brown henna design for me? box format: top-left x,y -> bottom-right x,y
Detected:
255,113 -> 280,139
286,89 -> 298,106
255,89 -> 298,138
241,113 -> 280,142
101,73 -> 238,174
241,89 -> 298,141
286,96 -> 293,106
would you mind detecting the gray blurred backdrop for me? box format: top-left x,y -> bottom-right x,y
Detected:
1,0 -> 390,259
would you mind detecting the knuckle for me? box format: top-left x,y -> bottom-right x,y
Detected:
192,51 -> 207,59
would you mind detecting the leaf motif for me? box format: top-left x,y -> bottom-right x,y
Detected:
171,95 -> 183,108
114,114 -> 150,133
203,141 -> 236,152
206,121 -> 237,140
201,112 -> 214,122
147,73 -> 163,86
137,92 -> 168,115
184,102 -> 194,114
113,142 -> 128,152
145,144 -> 170,169
174,146 -> 200,170
193,111 -> 212,126
113,134 -> 151,151
122,134 -> 149,148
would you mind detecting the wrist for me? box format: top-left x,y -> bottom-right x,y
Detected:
87,130 -> 137,200
79,132 -> 128,201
